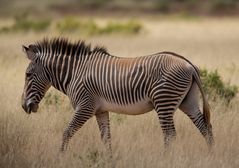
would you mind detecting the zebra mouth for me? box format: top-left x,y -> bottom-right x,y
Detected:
29,103 -> 38,113
22,102 -> 38,114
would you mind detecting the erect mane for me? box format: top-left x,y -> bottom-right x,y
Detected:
33,37 -> 108,58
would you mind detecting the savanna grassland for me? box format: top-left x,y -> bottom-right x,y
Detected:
0,17 -> 239,168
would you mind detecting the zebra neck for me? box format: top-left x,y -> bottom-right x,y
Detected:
44,52 -> 90,95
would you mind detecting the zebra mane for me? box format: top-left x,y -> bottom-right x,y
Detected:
33,37 -> 108,58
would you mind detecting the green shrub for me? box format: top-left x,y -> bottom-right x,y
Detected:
56,17 -> 100,35
79,20 -> 100,35
13,19 -> 50,32
100,21 -> 142,34
44,92 -> 60,106
0,27 -> 11,33
15,14 -> 50,32
86,149 -> 100,165
55,17 -> 142,35
56,17 -> 80,32
0,14 -> 50,33
200,69 -> 238,103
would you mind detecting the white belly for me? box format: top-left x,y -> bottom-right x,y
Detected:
98,99 -> 154,115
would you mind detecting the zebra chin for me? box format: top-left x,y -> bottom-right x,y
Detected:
22,102 -> 39,114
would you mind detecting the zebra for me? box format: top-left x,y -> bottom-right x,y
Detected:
21,38 -> 214,154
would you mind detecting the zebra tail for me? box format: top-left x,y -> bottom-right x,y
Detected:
193,69 -> 211,127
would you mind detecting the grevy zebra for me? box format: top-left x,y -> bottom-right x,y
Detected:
21,38 -> 214,153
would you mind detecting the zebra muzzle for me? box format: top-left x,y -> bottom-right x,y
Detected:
22,102 -> 38,114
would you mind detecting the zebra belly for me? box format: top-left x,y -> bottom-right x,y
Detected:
98,99 -> 154,115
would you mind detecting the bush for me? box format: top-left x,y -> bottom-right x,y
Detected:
79,20 -> 100,35
55,17 -> 142,35
1,16 -> 143,35
44,92 -> 60,106
0,14 -> 50,33
0,27 -> 11,33
200,69 -> 238,103
42,91 -> 63,113
56,17 -> 101,35
56,17 -> 80,32
13,18 -> 50,32
100,21 -> 142,34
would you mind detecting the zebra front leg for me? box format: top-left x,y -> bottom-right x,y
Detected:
96,111 -> 112,156
61,108 -> 94,152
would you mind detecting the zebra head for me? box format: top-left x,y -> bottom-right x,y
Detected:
21,45 -> 51,114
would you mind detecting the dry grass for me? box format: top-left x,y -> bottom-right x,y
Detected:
0,17 -> 239,168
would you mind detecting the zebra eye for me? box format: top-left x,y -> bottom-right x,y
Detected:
26,72 -> 32,78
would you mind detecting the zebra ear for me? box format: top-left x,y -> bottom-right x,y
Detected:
22,45 -> 28,53
22,45 -> 37,61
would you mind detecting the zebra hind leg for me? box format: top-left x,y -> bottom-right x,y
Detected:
160,114 -> 177,148
151,80 -> 193,148
61,107 -> 94,152
96,111 -> 112,157
179,82 -> 214,148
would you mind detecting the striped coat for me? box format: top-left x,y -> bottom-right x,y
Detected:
21,38 -> 214,154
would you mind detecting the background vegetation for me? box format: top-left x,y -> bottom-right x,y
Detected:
0,14 -> 143,36
56,17 -> 142,35
200,69 -> 238,103
0,0 -> 239,16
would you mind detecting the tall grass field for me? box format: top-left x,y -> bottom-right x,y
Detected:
0,17 -> 239,168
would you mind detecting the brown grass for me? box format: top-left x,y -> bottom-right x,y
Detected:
0,17 -> 239,168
